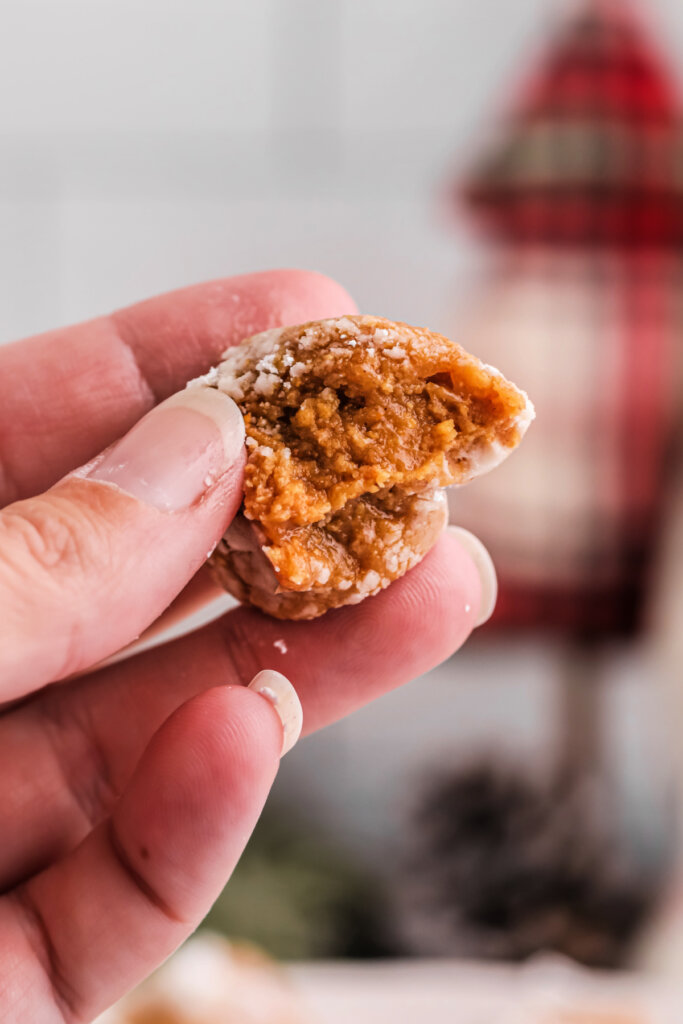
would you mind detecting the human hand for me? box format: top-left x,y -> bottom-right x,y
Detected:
0,270 -> 492,1023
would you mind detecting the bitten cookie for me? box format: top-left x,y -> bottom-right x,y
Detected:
191,315 -> 533,619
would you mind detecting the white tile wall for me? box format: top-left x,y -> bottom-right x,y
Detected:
339,0 -> 547,135
0,1 -> 272,135
0,197 -> 64,336
55,193 -> 467,327
1,0 -> 681,338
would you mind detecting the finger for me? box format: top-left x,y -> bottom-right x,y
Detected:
0,532 -> 488,889
0,269 -> 356,506
0,386 -> 246,700
221,532 -> 484,735
132,564 -> 227,646
2,685 -> 284,1023
99,528 -> 497,673
97,564 -> 229,669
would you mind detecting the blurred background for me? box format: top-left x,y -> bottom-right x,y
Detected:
3,0 -> 683,1016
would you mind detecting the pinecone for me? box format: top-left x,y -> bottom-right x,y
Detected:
397,763 -> 657,968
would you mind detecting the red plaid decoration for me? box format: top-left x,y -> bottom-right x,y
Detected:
451,0 -> 682,639
461,0 -> 683,249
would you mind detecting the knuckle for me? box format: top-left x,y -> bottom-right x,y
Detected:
0,495 -> 106,586
0,485 -> 125,686
9,883 -> 80,1023
0,452 -> 21,505
107,818 -> 182,924
40,695 -> 122,831
0,419 -> 27,505
218,612 -> 261,685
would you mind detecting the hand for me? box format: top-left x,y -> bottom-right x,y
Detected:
0,270 -> 490,1023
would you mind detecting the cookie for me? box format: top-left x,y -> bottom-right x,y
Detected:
193,315 -> 533,619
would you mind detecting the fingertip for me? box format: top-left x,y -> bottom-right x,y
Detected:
120,684 -> 282,845
383,531 -> 483,660
445,526 -> 497,626
247,669 -> 303,756
157,685 -> 283,792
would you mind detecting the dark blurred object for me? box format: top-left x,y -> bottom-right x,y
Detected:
398,762 -> 658,969
204,808 -> 397,961
461,0 -> 683,249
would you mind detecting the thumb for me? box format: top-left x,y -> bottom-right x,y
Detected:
0,386 -> 245,700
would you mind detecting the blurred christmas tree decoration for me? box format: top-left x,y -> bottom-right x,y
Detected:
411,0 -> 683,968
450,0 -> 683,639
462,0 -> 683,250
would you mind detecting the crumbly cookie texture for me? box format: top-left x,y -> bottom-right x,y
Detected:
194,315 -> 533,620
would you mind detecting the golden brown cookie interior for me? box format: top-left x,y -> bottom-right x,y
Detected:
204,315 -> 532,619
215,315 -> 529,532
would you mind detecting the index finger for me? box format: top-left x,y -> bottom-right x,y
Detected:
0,270 -> 355,506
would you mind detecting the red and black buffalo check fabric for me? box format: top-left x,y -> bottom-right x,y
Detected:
461,0 -> 683,250
451,0 -> 682,639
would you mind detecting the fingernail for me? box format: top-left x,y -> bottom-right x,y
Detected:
248,669 -> 303,756
448,526 -> 498,626
88,387 -> 245,512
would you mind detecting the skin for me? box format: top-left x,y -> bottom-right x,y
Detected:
0,270 -> 482,1023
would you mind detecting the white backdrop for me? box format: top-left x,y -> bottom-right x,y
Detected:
1,0 -> 682,342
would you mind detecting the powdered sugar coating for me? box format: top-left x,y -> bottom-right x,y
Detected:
211,317 -> 534,493
211,488 -> 449,620
202,315 -> 532,619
